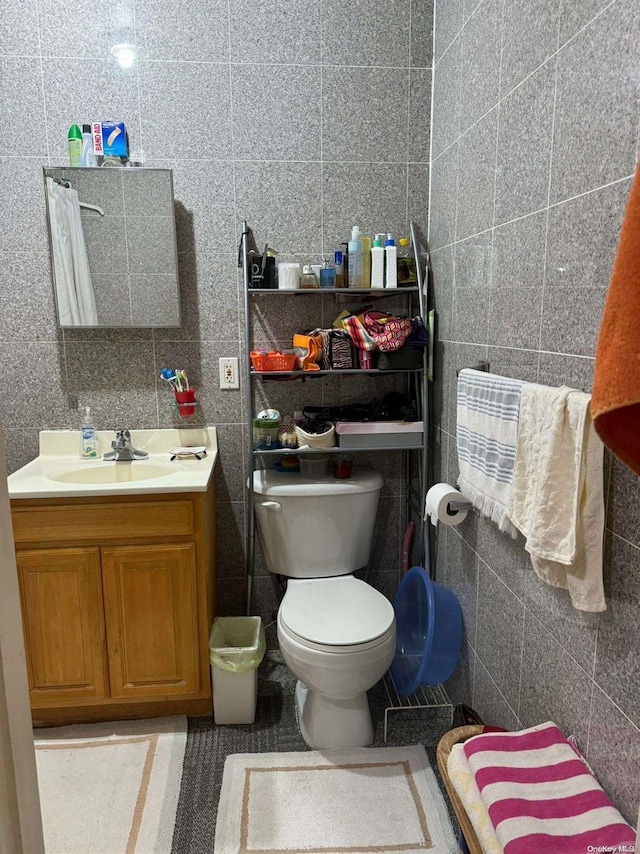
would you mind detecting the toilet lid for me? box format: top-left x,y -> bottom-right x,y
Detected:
280,576 -> 395,646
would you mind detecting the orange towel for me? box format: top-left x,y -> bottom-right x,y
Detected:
592,164 -> 640,475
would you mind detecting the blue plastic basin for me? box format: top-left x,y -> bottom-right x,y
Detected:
390,566 -> 462,696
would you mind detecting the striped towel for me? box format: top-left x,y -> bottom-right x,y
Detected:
463,722 -> 636,853
456,369 -> 524,536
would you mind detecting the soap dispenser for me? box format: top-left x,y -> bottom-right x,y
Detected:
80,406 -> 98,459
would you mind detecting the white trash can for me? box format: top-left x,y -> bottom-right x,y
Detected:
209,616 -> 266,725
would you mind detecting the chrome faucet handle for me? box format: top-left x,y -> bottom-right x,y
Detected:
104,429 -> 149,461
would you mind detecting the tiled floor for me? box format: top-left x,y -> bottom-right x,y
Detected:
172,652 -> 458,853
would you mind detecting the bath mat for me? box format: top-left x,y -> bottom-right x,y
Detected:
214,745 -> 457,854
35,716 -> 187,854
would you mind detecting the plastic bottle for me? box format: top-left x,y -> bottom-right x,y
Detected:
371,235 -> 385,289
80,123 -> 97,167
385,234 -> 397,288
300,264 -> 319,289
397,238 -> 418,287
80,406 -> 98,459
334,251 -> 345,288
68,124 -> 82,167
348,225 -> 364,288
361,236 -> 372,288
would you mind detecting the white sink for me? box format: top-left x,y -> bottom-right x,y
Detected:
7,428 -> 218,499
45,462 -> 176,485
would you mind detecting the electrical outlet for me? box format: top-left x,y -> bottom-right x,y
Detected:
219,357 -> 239,389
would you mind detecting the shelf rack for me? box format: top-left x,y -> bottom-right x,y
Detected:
240,221 -> 432,614
382,673 -> 453,742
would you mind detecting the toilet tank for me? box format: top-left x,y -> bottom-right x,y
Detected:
252,468 -> 383,578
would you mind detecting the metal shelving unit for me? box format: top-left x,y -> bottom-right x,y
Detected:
240,221 -> 431,613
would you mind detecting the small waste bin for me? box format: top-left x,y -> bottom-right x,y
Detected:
209,616 -> 266,724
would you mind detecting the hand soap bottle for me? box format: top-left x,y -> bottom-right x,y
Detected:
80,406 -> 98,459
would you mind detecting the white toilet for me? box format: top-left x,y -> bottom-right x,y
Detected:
253,468 -> 396,749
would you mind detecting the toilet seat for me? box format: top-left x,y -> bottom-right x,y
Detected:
280,576 -> 395,650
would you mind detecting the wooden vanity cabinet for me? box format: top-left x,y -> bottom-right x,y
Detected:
11,487 -> 216,726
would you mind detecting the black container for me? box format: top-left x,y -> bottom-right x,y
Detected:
250,255 -> 276,289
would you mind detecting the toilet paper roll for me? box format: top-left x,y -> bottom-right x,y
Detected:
425,482 -> 469,527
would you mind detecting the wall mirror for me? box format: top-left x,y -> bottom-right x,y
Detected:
43,167 -> 180,328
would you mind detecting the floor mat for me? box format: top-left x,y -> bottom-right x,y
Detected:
35,716 -> 186,854
214,745 -> 457,854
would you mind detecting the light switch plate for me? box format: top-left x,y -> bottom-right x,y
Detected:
219,357 -> 239,389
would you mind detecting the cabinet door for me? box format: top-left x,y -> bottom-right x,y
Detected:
101,544 -> 200,698
16,548 -> 107,707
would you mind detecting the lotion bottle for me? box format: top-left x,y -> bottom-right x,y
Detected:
385,234 -> 397,288
81,124 -> 97,167
348,225 -> 364,288
371,235 -> 385,289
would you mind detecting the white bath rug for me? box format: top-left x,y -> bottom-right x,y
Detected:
214,745 -> 457,854
34,716 -> 187,854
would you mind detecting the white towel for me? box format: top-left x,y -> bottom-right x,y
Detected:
447,743 -> 502,854
508,384 -> 606,612
457,369 -> 525,536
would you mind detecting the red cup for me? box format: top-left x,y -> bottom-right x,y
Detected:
333,455 -> 353,479
174,388 -> 196,417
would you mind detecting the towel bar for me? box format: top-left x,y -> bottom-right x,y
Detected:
456,361 -> 490,377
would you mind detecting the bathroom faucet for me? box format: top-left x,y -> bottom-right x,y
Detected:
103,429 -> 149,462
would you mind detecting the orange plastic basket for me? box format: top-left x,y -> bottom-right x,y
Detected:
250,351 -> 298,372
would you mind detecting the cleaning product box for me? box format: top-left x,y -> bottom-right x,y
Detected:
92,121 -> 128,162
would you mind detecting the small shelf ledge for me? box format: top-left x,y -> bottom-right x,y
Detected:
251,367 -> 423,379
247,287 -> 418,296
252,444 -> 423,455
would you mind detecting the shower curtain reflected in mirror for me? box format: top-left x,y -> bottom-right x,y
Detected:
45,177 -> 98,326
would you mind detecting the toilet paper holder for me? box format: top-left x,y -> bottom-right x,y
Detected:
447,498 -> 472,514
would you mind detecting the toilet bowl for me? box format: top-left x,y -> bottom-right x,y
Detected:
278,576 -> 396,748
253,468 -> 395,749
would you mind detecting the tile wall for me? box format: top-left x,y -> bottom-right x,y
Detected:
0,0 -> 432,628
429,0 -> 640,823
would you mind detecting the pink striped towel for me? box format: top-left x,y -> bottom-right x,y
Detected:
463,721 -> 636,853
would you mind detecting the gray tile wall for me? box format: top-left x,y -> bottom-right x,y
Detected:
430,0 -> 640,824
0,0 -> 432,635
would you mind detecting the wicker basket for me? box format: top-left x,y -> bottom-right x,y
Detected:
436,725 -> 485,854
250,351 -> 298,372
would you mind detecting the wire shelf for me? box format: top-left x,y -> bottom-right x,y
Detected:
247,287 -> 419,296
382,671 -> 453,742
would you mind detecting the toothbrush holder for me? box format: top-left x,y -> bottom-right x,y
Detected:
173,388 -> 197,417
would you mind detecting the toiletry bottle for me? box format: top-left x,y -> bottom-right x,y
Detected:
348,225 -> 364,288
371,235 -> 385,289
80,406 -> 98,459
361,236 -> 372,288
385,234 -> 398,288
334,251 -> 345,288
341,243 -> 349,288
68,124 -> 82,167
81,124 -> 97,167
319,258 -> 336,288
300,264 -> 319,289
397,238 -> 418,287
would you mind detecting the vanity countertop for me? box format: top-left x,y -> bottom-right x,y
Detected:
8,427 -> 217,499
